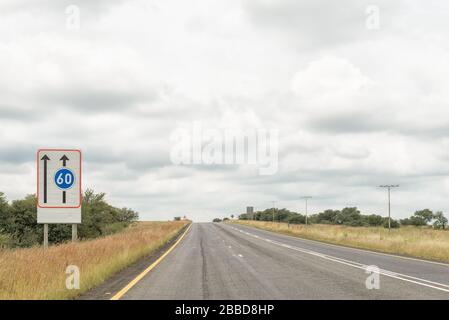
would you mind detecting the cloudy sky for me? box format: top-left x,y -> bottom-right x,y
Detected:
1,0 -> 449,222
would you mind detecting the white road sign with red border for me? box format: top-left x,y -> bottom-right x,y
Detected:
37,149 -> 82,223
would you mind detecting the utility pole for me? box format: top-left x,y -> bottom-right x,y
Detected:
379,185 -> 399,231
300,196 -> 312,225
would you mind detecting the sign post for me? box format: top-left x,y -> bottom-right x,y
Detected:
43,224 -> 48,249
72,224 -> 78,242
37,149 -> 82,246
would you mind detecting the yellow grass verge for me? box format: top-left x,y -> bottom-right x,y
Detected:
230,220 -> 449,263
0,221 -> 189,300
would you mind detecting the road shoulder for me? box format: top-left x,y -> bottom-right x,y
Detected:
78,223 -> 191,300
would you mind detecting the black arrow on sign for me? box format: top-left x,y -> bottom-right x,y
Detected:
60,155 -> 69,203
41,155 -> 50,203
60,155 -> 69,167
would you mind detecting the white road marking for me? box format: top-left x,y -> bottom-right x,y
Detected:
231,224 -> 449,267
228,225 -> 449,293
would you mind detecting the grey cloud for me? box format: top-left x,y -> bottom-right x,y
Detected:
279,142 -> 324,159
243,0 -> 401,49
38,87 -> 158,112
333,147 -> 370,160
0,0 -> 126,16
307,111 -> 449,139
0,146 -> 38,164
125,154 -> 170,172
238,166 -> 409,188
84,146 -> 172,172
307,111 -> 393,134
84,149 -> 127,165
395,123 -> 449,139
0,106 -> 41,122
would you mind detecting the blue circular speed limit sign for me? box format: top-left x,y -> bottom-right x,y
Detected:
54,168 -> 75,190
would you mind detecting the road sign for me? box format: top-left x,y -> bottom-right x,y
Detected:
37,149 -> 82,223
247,206 -> 254,219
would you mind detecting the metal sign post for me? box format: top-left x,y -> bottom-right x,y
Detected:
72,224 -> 78,242
37,149 -> 82,247
43,224 -> 48,249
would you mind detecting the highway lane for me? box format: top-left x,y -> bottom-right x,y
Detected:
121,223 -> 449,299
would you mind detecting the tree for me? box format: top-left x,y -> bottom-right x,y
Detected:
363,214 -> 383,226
117,207 -> 139,223
433,211 -> 448,229
400,216 -> 426,226
275,208 -> 290,222
79,189 -> 138,239
7,194 -> 43,247
401,209 -> 433,226
336,207 -> 363,226
231,215 -> 234,219
0,189 -> 139,248
383,218 -> 400,228
288,214 -> 306,224
236,205 -> 400,229
313,209 -> 339,224
0,192 -> 10,228
414,209 -> 433,224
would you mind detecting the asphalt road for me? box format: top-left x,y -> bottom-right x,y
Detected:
121,223 -> 449,300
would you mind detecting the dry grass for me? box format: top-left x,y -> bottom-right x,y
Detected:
0,221 -> 189,300
231,220 -> 449,263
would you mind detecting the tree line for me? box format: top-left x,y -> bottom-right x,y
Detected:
234,207 -> 448,229
0,189 -> 139,248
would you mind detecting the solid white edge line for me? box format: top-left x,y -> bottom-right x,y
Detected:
227,225 -> 449,294
229,223 -> 449,267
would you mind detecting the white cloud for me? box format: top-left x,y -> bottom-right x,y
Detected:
1,0 -> 449,222
290,56 -> 371,105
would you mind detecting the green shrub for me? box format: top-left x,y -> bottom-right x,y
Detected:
383,219 -> 400,228
0,232 -> 13,248
0,189 -> 139,248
